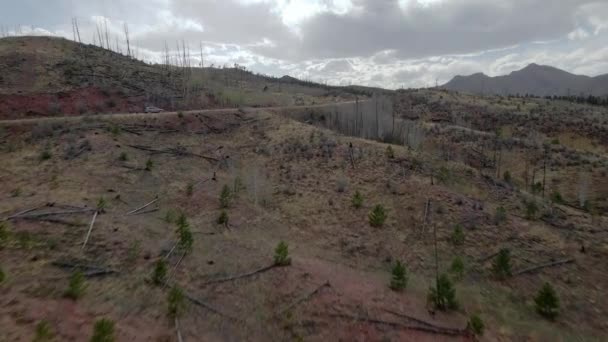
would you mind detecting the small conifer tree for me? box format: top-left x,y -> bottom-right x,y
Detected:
145,158 -> 154,171
369,205 -> 387,227
217,210 -> 229,226
352,191 -> 363,209
33,320 -> 53,342
389,261 -> 407,291
492,248 -> 512,279
467,314 -> 484,335
91,318 -> 115,342
428,274 -> 458,310
450,225 -> 465,245
535,282 -> 559,320
449,256 -> 464,280
65,271 -> 86,300
274,241 -> 291,266
386,145 -> 395,159
168,287 -> 186,318
220,184 -> 231,208
152,259 -> 168,285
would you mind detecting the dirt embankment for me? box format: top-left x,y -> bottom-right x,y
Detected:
0,86 -> 145,119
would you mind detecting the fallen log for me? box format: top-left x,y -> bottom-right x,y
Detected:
202,264 -> 278,286
276,281 -> 331,315
51,261 -> 117,277
477,251 -> 500,263
513,259 -> 575,276
175,318 -> 184,342
183,291 -> 241,322
325,313 -> 469,337
164,252 -> 187,290
133,208 -> 159,216
81,211 -> 98,250
5,204 -> 47,220
126,197 -> 158,215
7,208 -> 95,220
383,309 -> 464,333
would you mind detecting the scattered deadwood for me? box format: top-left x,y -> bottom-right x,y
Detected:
81,211 -> 98,250
276,281 -> 331,315
202,264 -> 278,286
477,251 -> 500,263
513,259 -> 575,276
383,309 -> 466,335
22,217 -> 86,226
51,260 -> 117,277
325,313 -> 469,337
175,318 -> 184,342
126,144 -> 218,162
164,252 -> 187,290
126,197 -> 159,215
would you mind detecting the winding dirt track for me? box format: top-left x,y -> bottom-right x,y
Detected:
0,101 -> 361,126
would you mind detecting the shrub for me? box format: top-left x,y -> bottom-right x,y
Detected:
145,158 -> 154,171
494,206 -> 507,225
369,205 -> 387,227
0,222 -> 9,247
467,314 -> 484,335
352,191 -> 363,209
91,318 -> 115,342
152,259 -> 167,285
96,197 -> 107,212
535,282 -> 559,320
118,152 -> 128,161
168,287 -> 186,318
33,320 -> 53,342
386,145 -> 395,159
550,191 -> 563,204
274,241 -> 291,266
450,225 -> 465,245
449,256 -> 464,280
492,248 -> 512,279
389,261 -> 408,291
428,274 -> 458,310
525,200 -> 538,220
216,210 -> 229,225
503,171 -> 512,183
40,149 -> 52,161
65,271 -> 86,299
220,184 -> 232,208
336,176 -> 348,193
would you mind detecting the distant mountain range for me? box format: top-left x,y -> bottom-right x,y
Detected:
442,64 -> 608,96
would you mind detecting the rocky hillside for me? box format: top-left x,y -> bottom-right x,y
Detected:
442,63 -> 608,97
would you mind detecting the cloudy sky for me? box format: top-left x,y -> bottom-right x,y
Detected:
2,0 -> 608,88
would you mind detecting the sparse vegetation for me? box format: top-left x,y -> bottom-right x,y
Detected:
91,318 -> 115,342
492,248 -> 512,279
535,282 -> 559,320
368,204 -> 387,227
352,190 -> 363,208
385,145 -> 395,159
450,225 -> 465,245
65,271 -> 86,300
274,241 -> 291,266
428,274 -> 458,310
389,260 -> 408,291
525,199 -> 539,220
494,206 -> 507,225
